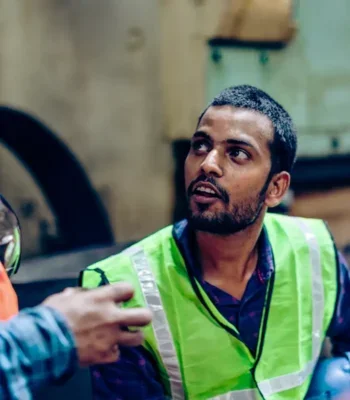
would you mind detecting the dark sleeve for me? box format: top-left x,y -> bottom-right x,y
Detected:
0,306 -> 78,400
91,345 -> 167,400
327,252 -> 350,355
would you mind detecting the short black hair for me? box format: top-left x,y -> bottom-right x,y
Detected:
198,85 -> 297,174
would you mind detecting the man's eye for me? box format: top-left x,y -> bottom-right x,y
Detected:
192,141 -> 209,153
229,149 -> 249,160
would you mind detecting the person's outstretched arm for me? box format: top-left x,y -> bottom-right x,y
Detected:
0,283 -> 152,400
0,305 -> 77,399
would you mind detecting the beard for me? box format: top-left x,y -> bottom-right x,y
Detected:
187,176 -> 269,236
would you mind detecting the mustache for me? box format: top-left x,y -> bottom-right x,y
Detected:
187,175 -> 230,204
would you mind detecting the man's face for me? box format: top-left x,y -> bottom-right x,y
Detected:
185,106 -> 274,235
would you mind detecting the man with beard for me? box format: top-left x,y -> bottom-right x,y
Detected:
81,85 -> 350,399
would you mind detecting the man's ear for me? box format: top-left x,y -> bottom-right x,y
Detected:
264,172 -> 291,209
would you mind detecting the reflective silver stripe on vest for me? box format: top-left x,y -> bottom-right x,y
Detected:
127,247 -> 185,400
258,217 -> 324,396
209,388 -> 259,399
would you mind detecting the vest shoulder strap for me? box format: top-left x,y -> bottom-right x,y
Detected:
80,225 -> 174,297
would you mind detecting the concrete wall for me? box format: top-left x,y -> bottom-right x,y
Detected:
159,0 -> 225,140
0,0 -> 172,256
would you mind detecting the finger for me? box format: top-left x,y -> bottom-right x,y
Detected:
111,307 -> 152,327
82,346 -> 120,367
117,330 -> 145,347
63,287 -> 79,295
92,282 -> 135,303
99,345 -> 120,364
99,351 -> 120,365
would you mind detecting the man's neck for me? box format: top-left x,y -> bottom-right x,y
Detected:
194,216 -> 264,298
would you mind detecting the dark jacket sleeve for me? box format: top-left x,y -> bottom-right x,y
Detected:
91,345 -> 167,400
327,252 -> 350,355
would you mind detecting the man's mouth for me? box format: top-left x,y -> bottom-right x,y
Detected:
191,183 -> 222,204
193,186 -> 219,198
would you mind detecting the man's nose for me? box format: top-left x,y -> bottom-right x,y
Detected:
200,150 -> 223,177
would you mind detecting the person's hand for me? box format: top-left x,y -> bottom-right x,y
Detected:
43,283 -> 152,367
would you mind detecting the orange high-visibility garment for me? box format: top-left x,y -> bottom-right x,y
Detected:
0,262 -> 18,320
